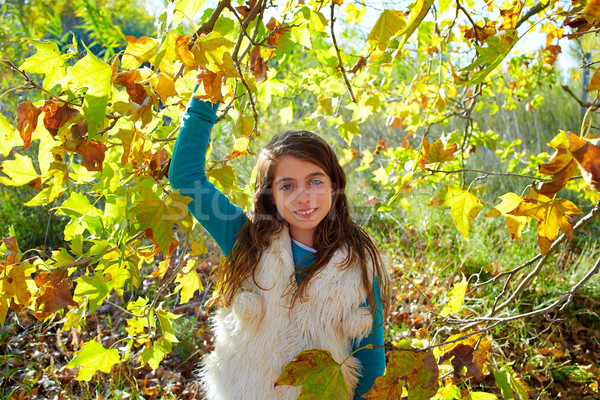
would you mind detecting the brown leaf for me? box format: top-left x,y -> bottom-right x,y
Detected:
536,159 -> 579,197
585,67 -> 600,93
26,177 -> 43,191
114,70 -> 148,105
439,344 -> 482,380
536,131 -> 578,197
195,67 -> 223,103
75,140 -> 108,172
70,119 -> 88,139
266,17 -> 289,47
16,102 -> 41,150
1,236 -> 20,266
40,101 -> 80,138
149,148 -> 170,179
249,47 -> 268,82
235,0 -> 257,21
175,35 -> 197,68
349,56 -> 367,74
499,0 -> 523,30
569,133 -> 600,192
543,44 -> 562,67
34,269 -> 78,319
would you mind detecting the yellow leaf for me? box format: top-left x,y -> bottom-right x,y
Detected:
440,281 -> 468,317
429,185 -> 484,239
367,10 -> 406,51
509,190 -> 582,254
486,193 -> 530,239
226,137 -> 250,159
0,153 -> 41,187
122,36 -> 159,70
175,260 -> 203,304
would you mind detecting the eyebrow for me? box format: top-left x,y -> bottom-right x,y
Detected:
274,172 -> 327,185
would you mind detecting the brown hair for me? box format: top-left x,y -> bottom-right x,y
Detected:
211,131 -> 390,317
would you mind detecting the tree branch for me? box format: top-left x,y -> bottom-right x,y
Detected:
561,85 -> 600,109
330,2 -> 356,103
425,167 -> 583,182
2,61 -> 81,106
488,200 -> 600,316
448,252 -> 600,326
515,1 -> 551,30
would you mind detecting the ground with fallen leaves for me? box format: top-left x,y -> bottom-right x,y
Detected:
2,247 -> 599,400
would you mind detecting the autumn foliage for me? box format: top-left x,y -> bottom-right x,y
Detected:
1,0 -> 600,398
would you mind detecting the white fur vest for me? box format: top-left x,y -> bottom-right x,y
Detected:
200,226 -> 373,400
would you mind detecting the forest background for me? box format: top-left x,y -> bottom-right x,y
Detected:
0,0 -> 599,398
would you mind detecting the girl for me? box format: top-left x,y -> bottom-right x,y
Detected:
169,95 -> 390,400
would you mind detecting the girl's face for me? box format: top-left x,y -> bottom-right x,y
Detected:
271,155 -> 335,247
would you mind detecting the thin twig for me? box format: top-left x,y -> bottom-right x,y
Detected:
488,200 -> 600,316
330,2 -> 356,103
449,252 -> 600,326
425,167 -> 583,182
561,85 -> 600,109
565,28 -> 600,38
231,0 -> 265,60
234,61 -> 260,138
2,61 -> 81,106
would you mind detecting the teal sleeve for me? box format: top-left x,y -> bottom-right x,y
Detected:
353,275 -> 385,399
168,97 -> 247,256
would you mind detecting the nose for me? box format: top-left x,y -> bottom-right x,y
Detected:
292,186 -> 312,204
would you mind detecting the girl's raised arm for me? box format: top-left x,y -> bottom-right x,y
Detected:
169,96 -> 247,256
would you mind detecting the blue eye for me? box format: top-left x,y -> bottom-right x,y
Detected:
280,183 -> 293,191
309,179 -> 323,185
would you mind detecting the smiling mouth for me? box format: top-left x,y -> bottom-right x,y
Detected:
295,208 -> 317,216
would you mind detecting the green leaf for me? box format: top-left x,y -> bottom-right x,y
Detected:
367,10 -> 406,51
275,349 -> 348,399
156,308 -> 180,345
73,272 -> 110,313
65,51 -> 112,136
428,185 -> 484,239
19,39 -> 67,89
206,164 -> 237,189
67,340 -> 121,381
437,0 -> 453,14
195,32 -> 236,73
132,192 -> 192,254
290,24 -> 312,48
458,30 -> 519,86
169,0 -> 205,29
493,368 -> 515,400
0,153 -> 40,187
140,338 -> 169,369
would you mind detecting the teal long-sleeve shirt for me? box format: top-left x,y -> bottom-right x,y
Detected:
168,97 -> 385,399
